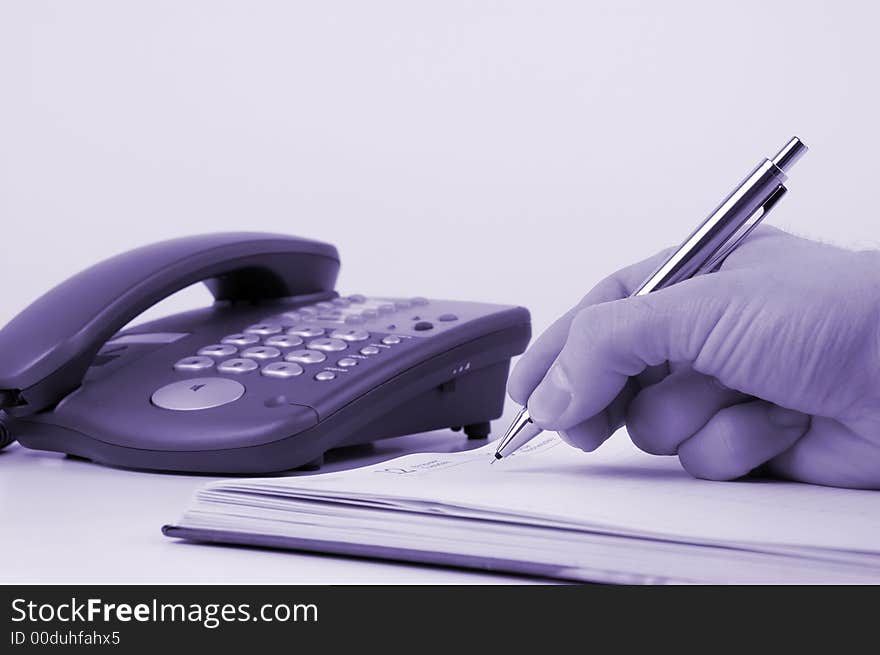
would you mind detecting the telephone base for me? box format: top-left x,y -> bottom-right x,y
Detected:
9,302 -> 529,473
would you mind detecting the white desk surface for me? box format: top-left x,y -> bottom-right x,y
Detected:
0,423 -> 537,585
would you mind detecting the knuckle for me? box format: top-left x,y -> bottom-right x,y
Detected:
571,299 -> 635,349
577,275 -> 627,309
569,305 -> 606,347
576,295 -> 660,369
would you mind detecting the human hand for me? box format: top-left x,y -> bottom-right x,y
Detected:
508,226 -> 880,488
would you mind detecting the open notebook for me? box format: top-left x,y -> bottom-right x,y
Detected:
164,432 -> 880,584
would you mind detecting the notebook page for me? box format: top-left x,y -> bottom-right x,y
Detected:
208,431 -> 880,553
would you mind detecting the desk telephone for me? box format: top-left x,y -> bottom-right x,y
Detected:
0,233 -> 531,473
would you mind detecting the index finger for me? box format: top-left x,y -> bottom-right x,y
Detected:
507,246 -> 676,405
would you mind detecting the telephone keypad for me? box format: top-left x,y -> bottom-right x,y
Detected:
174,356 -> 215,372
217,358 -> 259,374
285,349 -> 327,365
175,295 -> 428,386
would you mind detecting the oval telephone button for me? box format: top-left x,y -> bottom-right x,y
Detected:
152,378 -> 245,411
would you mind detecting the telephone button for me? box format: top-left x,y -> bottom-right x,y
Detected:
337,357 -> 358,367
221,333 -> 260,346
285,349 -> 327,365
314,371 -> 336,381
329,329 -> 370,342
331,298 -> 351,307
348,294 -> 367,303
263,334 -> 304,349
381,335 -> 402,345
344,314 -> 366,325
244,323 -> 283,336
174,356 -> 215,372
152,378 -> 245,411
411,297 -> 429,306
307,338 -> 348,352
240,346 -> 282,360
217,358 -> 259,374
197,344 -> 238,357
413,321 -> 434,331
377,304 -> 395,315
438,313 -> 458,322
289,326 -> 325,338
360,345 -> 380,356
262,362 -> 304,378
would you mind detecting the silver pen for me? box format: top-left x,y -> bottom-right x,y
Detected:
494,136 -> 808,461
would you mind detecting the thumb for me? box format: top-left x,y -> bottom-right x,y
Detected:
527,275 -> 727,430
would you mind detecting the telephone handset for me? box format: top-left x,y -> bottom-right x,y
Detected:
0,233 -> 530,473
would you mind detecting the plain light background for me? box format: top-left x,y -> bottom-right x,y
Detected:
1,0 -> 878,345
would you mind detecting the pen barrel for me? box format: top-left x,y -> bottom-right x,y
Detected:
633,159 -> 787,296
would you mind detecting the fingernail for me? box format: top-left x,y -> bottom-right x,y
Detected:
767,405 -> 810,431
528,364 -> 573,426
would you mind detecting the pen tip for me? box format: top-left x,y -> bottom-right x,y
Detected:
494,452 -> 502,461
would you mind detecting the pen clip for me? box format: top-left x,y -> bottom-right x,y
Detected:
696,184 -> 787,274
